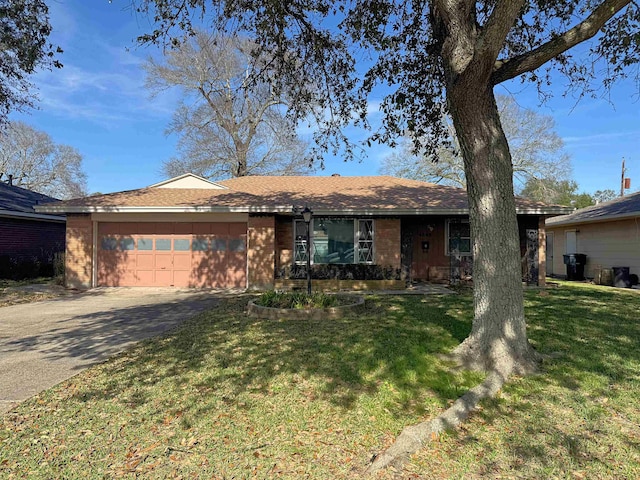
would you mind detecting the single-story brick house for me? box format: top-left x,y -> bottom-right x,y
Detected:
0,180 -> 66,279
35,173 -> 570,290
546,191 -> 640,282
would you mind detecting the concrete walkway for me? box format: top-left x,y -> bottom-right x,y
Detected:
0,288 -> 225,414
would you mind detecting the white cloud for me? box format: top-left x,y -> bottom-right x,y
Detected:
563,129 -> 640,147
29,54 -> 178,126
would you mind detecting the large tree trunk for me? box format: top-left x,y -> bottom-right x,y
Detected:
367,80 -> 540,478
448,83 -> 540,376
235,142 -> 248,177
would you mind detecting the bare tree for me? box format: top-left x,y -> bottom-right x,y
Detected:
380,118 -> 466,187
381,95 -> 572,192
131,0 -> 640,472
145,31 -> 312,179
0,0 -> 62,124
0,121 -> 87,199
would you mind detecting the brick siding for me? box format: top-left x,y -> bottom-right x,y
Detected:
0,217 -> 64,260
275,216 -> 294,272
248,215 -> 276,289
375,218 -> 401,268
66,214 -> 93,289
0,217 -> 65,278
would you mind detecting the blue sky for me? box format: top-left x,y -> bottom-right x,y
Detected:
11,0 -> 640,196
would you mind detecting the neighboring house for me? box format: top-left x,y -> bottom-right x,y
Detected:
546,191 -> 640,280
0,181 -> 66,279
35,174 -> 570,290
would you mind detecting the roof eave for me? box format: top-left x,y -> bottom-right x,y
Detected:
35,205 -> 569,216
0,209 -> 66,223
546,210 -> 640,228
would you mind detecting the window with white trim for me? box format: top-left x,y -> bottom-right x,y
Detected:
294,219 -> 309,263
294,218 -> 375,264
357,220 -> 374,263
446,219 -> 472,256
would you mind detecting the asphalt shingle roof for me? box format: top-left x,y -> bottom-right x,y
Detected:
0,182 -> 60,215
547,191 -> 640,227
36,175 -> 569,214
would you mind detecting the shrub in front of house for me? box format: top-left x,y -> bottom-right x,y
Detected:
256,291 -> 355,309
0,250 -> 60,280
277,264 -> 402,281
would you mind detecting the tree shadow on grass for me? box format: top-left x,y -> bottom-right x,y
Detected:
59,294 -> 477,419
454,285 -> 640,476
10,284 -> 638,476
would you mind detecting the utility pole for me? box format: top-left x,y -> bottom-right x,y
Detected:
621,158 -> 626,197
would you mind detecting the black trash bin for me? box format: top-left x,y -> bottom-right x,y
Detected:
563,253 -> 587,281
612,266 -> 630,288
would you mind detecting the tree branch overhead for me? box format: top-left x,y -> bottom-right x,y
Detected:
491,0 -> 633,85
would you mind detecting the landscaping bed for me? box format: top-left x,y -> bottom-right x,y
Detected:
1,283 -> 639,478
248,291 -> 364,320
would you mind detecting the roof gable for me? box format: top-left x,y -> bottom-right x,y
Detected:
149,173 -> 227,189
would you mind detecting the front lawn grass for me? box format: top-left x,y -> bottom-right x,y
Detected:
1,283 -> 639,478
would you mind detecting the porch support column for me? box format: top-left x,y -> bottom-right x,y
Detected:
538,216 -> 546,287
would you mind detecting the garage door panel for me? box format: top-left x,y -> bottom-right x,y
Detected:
136,270 -> 154,285
188,272 -> 208,288
228,251 -> 246,287
121,270 -> 138,284
173,254 -> 191,269
153,254 -> 173,271
155,270 -> 172,285
199,254 -> 227,287
173,270 -> 191,287
155,254 -> 172,270
136,254 -> 154,269
190,253 -> 210,280
227,268 -> 245,288
97,222 -> 247,288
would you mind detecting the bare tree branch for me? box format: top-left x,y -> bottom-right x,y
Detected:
491,0 -> 632,85
145,31 -> 312,179
0,122 -> 87,199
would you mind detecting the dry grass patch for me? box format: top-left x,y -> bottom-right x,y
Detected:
0,278 -> 67,307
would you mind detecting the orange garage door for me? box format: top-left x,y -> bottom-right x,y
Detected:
97,222 -> 247,288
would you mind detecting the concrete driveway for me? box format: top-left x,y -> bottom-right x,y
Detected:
0,288 -> 225,414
